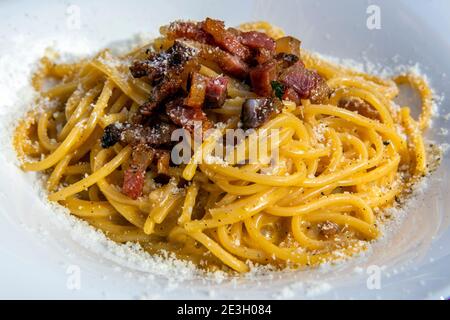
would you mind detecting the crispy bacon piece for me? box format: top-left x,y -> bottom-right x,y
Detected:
202,18 -> 251,61
255,48 -> 275,65
180,40 -> 249,78
166,98 -> 212,132
129,58 -> 166,84
123,169 -> 145,199
249,54 -> 300,98
133,41 -> 200,116
250,60 -> 278,97
204,76 -> 228,109
205,51 -> 248,78
164,20 -> 212,43
140,59 -> 201,116
279,62 -> 330,103
240,31 -> 276,51
185,72 -> 208,108
129,60 -> 151,79
123,145 -> 154,199
130,41 -> 198,84
210,50 -> 249,79
101,121 -> 176,149
140,76 -> 184,116
338,97 -> 380,120
282,87 -> 301,105
241,98 -> 279,129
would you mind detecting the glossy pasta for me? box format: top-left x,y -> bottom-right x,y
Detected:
14,22 -> 432,273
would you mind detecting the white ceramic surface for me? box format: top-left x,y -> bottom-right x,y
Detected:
0,0 -> 449,299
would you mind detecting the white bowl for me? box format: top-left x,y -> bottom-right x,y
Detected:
0,0 -> 449,299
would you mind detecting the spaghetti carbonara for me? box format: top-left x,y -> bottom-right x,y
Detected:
14,19 -> 433,273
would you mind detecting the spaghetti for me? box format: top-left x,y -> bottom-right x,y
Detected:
14,20 -> 432,273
